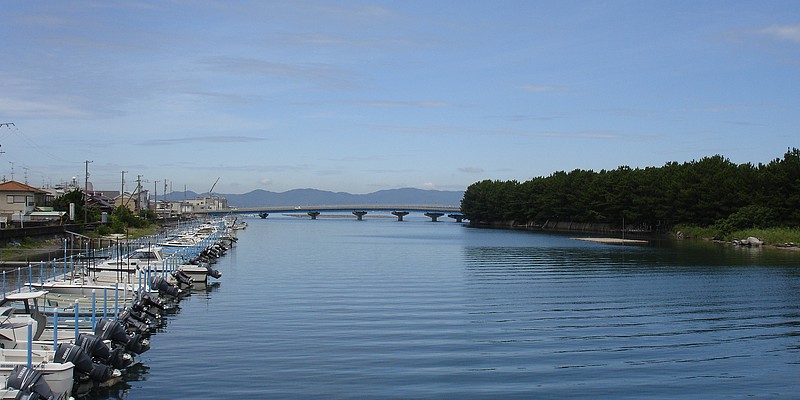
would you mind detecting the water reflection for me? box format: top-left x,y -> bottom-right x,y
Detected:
460,238 -> 800,396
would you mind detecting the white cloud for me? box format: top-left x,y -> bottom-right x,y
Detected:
422,182 -> 437,189
458,167 -> 484,174
258,178 -> 272,186
0,96 -> 94,118
520,84 -> 568,93
362,101 -> 451,107
759,24 -> 800,43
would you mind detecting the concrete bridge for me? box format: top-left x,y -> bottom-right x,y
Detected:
226,204 -> 465,222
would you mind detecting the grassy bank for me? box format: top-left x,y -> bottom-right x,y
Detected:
0,225 -> 161,262
675,225 -> 800,245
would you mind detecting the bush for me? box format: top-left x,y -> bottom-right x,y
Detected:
96,224 -> 112,236
713,205 -> 777,236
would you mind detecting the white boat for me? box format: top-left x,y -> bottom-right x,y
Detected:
157,236 -> 200,248
0,363 -> 74,400
0,349 -> 75,397
91,246 -> 220,288
0,292 -> 47,348
91,246 -> 167,274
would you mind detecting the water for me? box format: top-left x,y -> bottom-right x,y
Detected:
87,214 -> 800,399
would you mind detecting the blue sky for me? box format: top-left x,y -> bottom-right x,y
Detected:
0,1 -> 798,194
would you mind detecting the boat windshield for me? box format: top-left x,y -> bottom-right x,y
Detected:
130,251 -> 159,260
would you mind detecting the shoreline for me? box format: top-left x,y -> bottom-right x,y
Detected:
573,237 -> 649,245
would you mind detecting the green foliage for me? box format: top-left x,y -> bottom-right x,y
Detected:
461,148 -> 800,230
95,224 -> 112,236
673,224 -> 719,239
712,205 -> 777,236
50,189 -> 102,222
102,206 -> 153,233
725,227 -> 800,245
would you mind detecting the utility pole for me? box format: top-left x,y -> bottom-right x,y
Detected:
22,167 -> 28,185
8,161 -> 14,181
154,180 -> 160,214
120,171 -> 127,208
84,160 -> 93,222
136,175 -> 143,212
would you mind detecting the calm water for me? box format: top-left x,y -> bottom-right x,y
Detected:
87,214 -> 800,399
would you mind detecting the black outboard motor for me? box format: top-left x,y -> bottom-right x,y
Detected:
95,318 -> 150,355
206,265 -> 223,279
54,342 -> 118,383
171,269 -> 193,288
138,292 -> 165,310
116,309 -> 150,334
150,275 -> 181,297
131,299 -> 162,322
6,365 -> 63,400
77,333 -> 134,369
119,308 -> 158,332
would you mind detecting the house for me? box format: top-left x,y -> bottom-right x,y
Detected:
114,189 -> 149,212
186,196 -> 228,212
0,180 -> 54,225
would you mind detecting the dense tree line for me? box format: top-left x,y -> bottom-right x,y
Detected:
461,148 -> 800,232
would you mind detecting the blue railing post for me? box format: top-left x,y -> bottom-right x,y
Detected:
53,310 -> 59,349
103,288 -> 108,319
114,282 -> 119,319
91,289 -> 97,331
74,300 -> 80,342
27,322 -> 33,368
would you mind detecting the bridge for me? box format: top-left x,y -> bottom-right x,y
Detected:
220,204 -> 465,222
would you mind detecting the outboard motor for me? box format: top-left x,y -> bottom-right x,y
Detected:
206,265 -> 222,279
116,309 -> 151,334
125,332 -> 150,355
150,275 -> 181,297
119,308 -> 158,332
95,318 -> 150,355
55,343 -> 119,383
6,365 -> 63,400
77,333 -> 134,369
131,299 -> 162,322
138,292 -> 165,310
171,270 -> 193,288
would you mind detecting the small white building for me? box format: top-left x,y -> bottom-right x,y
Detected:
186,197 -> 228,213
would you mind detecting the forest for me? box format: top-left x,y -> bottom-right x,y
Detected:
461,148 -> 800,235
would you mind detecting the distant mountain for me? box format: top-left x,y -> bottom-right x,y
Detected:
164,188 -> 464,208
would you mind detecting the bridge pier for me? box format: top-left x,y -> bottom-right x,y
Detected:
352,211 -> 368,220
307,211 -> 320,220
258,212 -> 269,219
448,213 -> 465,222
424,212 -> 444,222
391,211 -> 409,221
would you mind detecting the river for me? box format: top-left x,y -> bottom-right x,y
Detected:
86,213 -> 800,399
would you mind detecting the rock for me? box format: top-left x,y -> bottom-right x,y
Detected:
746,236 -> 763,246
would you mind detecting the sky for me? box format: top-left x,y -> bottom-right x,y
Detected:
0,1 -> 798,195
